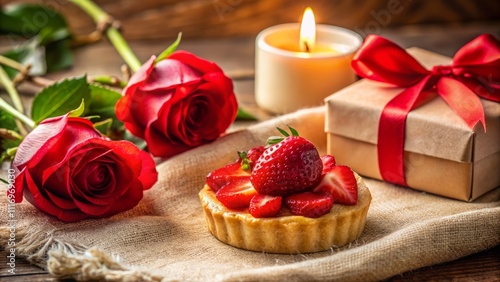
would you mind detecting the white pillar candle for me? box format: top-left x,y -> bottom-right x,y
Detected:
255,18 -> 362,114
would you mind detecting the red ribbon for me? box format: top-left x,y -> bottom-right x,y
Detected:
351,34 -> 500,186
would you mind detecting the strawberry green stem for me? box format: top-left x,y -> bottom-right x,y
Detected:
69,0 -> 142,72
238,151 -> 251,171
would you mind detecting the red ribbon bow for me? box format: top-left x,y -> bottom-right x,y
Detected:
351,34 -> 500,186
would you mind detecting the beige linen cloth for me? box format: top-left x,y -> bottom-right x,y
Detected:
1,106 -> 499,281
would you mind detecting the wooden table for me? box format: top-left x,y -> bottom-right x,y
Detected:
1,22 -> 499,281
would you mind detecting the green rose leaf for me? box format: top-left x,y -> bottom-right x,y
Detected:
0,4 -> 68,36
31,75 -> 90,124
0,11 -> 25,35
0,110 -> 22,160
0,4 -> 73,74
87,84 -> 123,128
44,38 -> 73,73
0,109 -> 19,131
93,118 -> 113,135
38,25 -> 71,45
1,38 -> 46,79
235,107 -> 258,121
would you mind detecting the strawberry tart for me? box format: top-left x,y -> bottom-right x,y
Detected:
199,127 -> 371,254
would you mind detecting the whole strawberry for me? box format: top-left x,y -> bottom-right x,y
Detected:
251,127 -> 323,196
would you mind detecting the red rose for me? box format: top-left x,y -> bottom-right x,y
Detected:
11,115 -> 158,222
116,51 -> 238,158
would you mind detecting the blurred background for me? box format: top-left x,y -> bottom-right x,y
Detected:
1,0 -> 499,110
1,0 -> 499,40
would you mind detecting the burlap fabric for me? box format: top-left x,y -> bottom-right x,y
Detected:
1,107 -> 499,281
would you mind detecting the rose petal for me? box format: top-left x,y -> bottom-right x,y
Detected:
13,168 -> 27,201
151,81 -> 201,143
115,95 -> 145,138
71,147 -> 114,176
98,180 -> 145,218
140,58 -> 202,92
166,102 -> 187,142
41,145 -> 112,193
167,98 -> 203,145
72,161 -> 118,204
185,96 -> 209,133
69,179 -> 115,216
45,187 -> 78,210
131,88 -> 174,131
66,139 -> 148,216
123,56 -> 156,93
12,115 -> 69,174
69,139 -> 136,190
86,163 -> 109,188
168,51 -> 224,74
36,164 -> 77,209
117,56 -> 157,126
36,117 -> 102,182
157,83 -> 203,141
96,140 -> 143,176
56,210 -> 89,222
23,170 -> 88,222
203,72 -> 235,93
144,124 -> 190,158
170,94 -> 220,144
200,73 -> 238,121
138,150 -> 158,190
164,80 -> 202,103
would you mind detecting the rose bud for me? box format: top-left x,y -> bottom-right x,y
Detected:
11,115 -> 158,222
115,50 -> 238,158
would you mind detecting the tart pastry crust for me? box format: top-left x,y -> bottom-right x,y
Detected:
199,174 -> 371,254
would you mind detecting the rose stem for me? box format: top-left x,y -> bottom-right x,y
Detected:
70,0 -> 258,122
0,55 -> 125,90
91,75 -> 127,88
0,55 -> 54,88
0,98 -> 35,128
0,65 -> 33,134
0,57 -> 25,116
0,55 -> 26,74
69,0 -> 142,72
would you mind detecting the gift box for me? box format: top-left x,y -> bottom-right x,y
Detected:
325,44 -> 500,201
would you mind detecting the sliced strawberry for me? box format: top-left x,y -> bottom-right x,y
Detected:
321,155 -> 336,175
284,192 -> 333,218
313,165 -> 358,205
239,145 -> 266,171
206,160 -> 250,192
215,179 -> 258,209
246,145 -> 266,169
249,194 -> 282,218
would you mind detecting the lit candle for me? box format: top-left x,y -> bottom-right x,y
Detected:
255,7 -> 363,114
300,7 -> 315,52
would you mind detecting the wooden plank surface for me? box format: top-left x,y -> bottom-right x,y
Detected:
1,22 -> 500,281
1,0 -> 500,39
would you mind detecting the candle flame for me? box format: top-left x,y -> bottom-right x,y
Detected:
300,7 -> 316,52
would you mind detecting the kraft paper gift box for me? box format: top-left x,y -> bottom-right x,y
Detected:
325,47 -> 500,201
